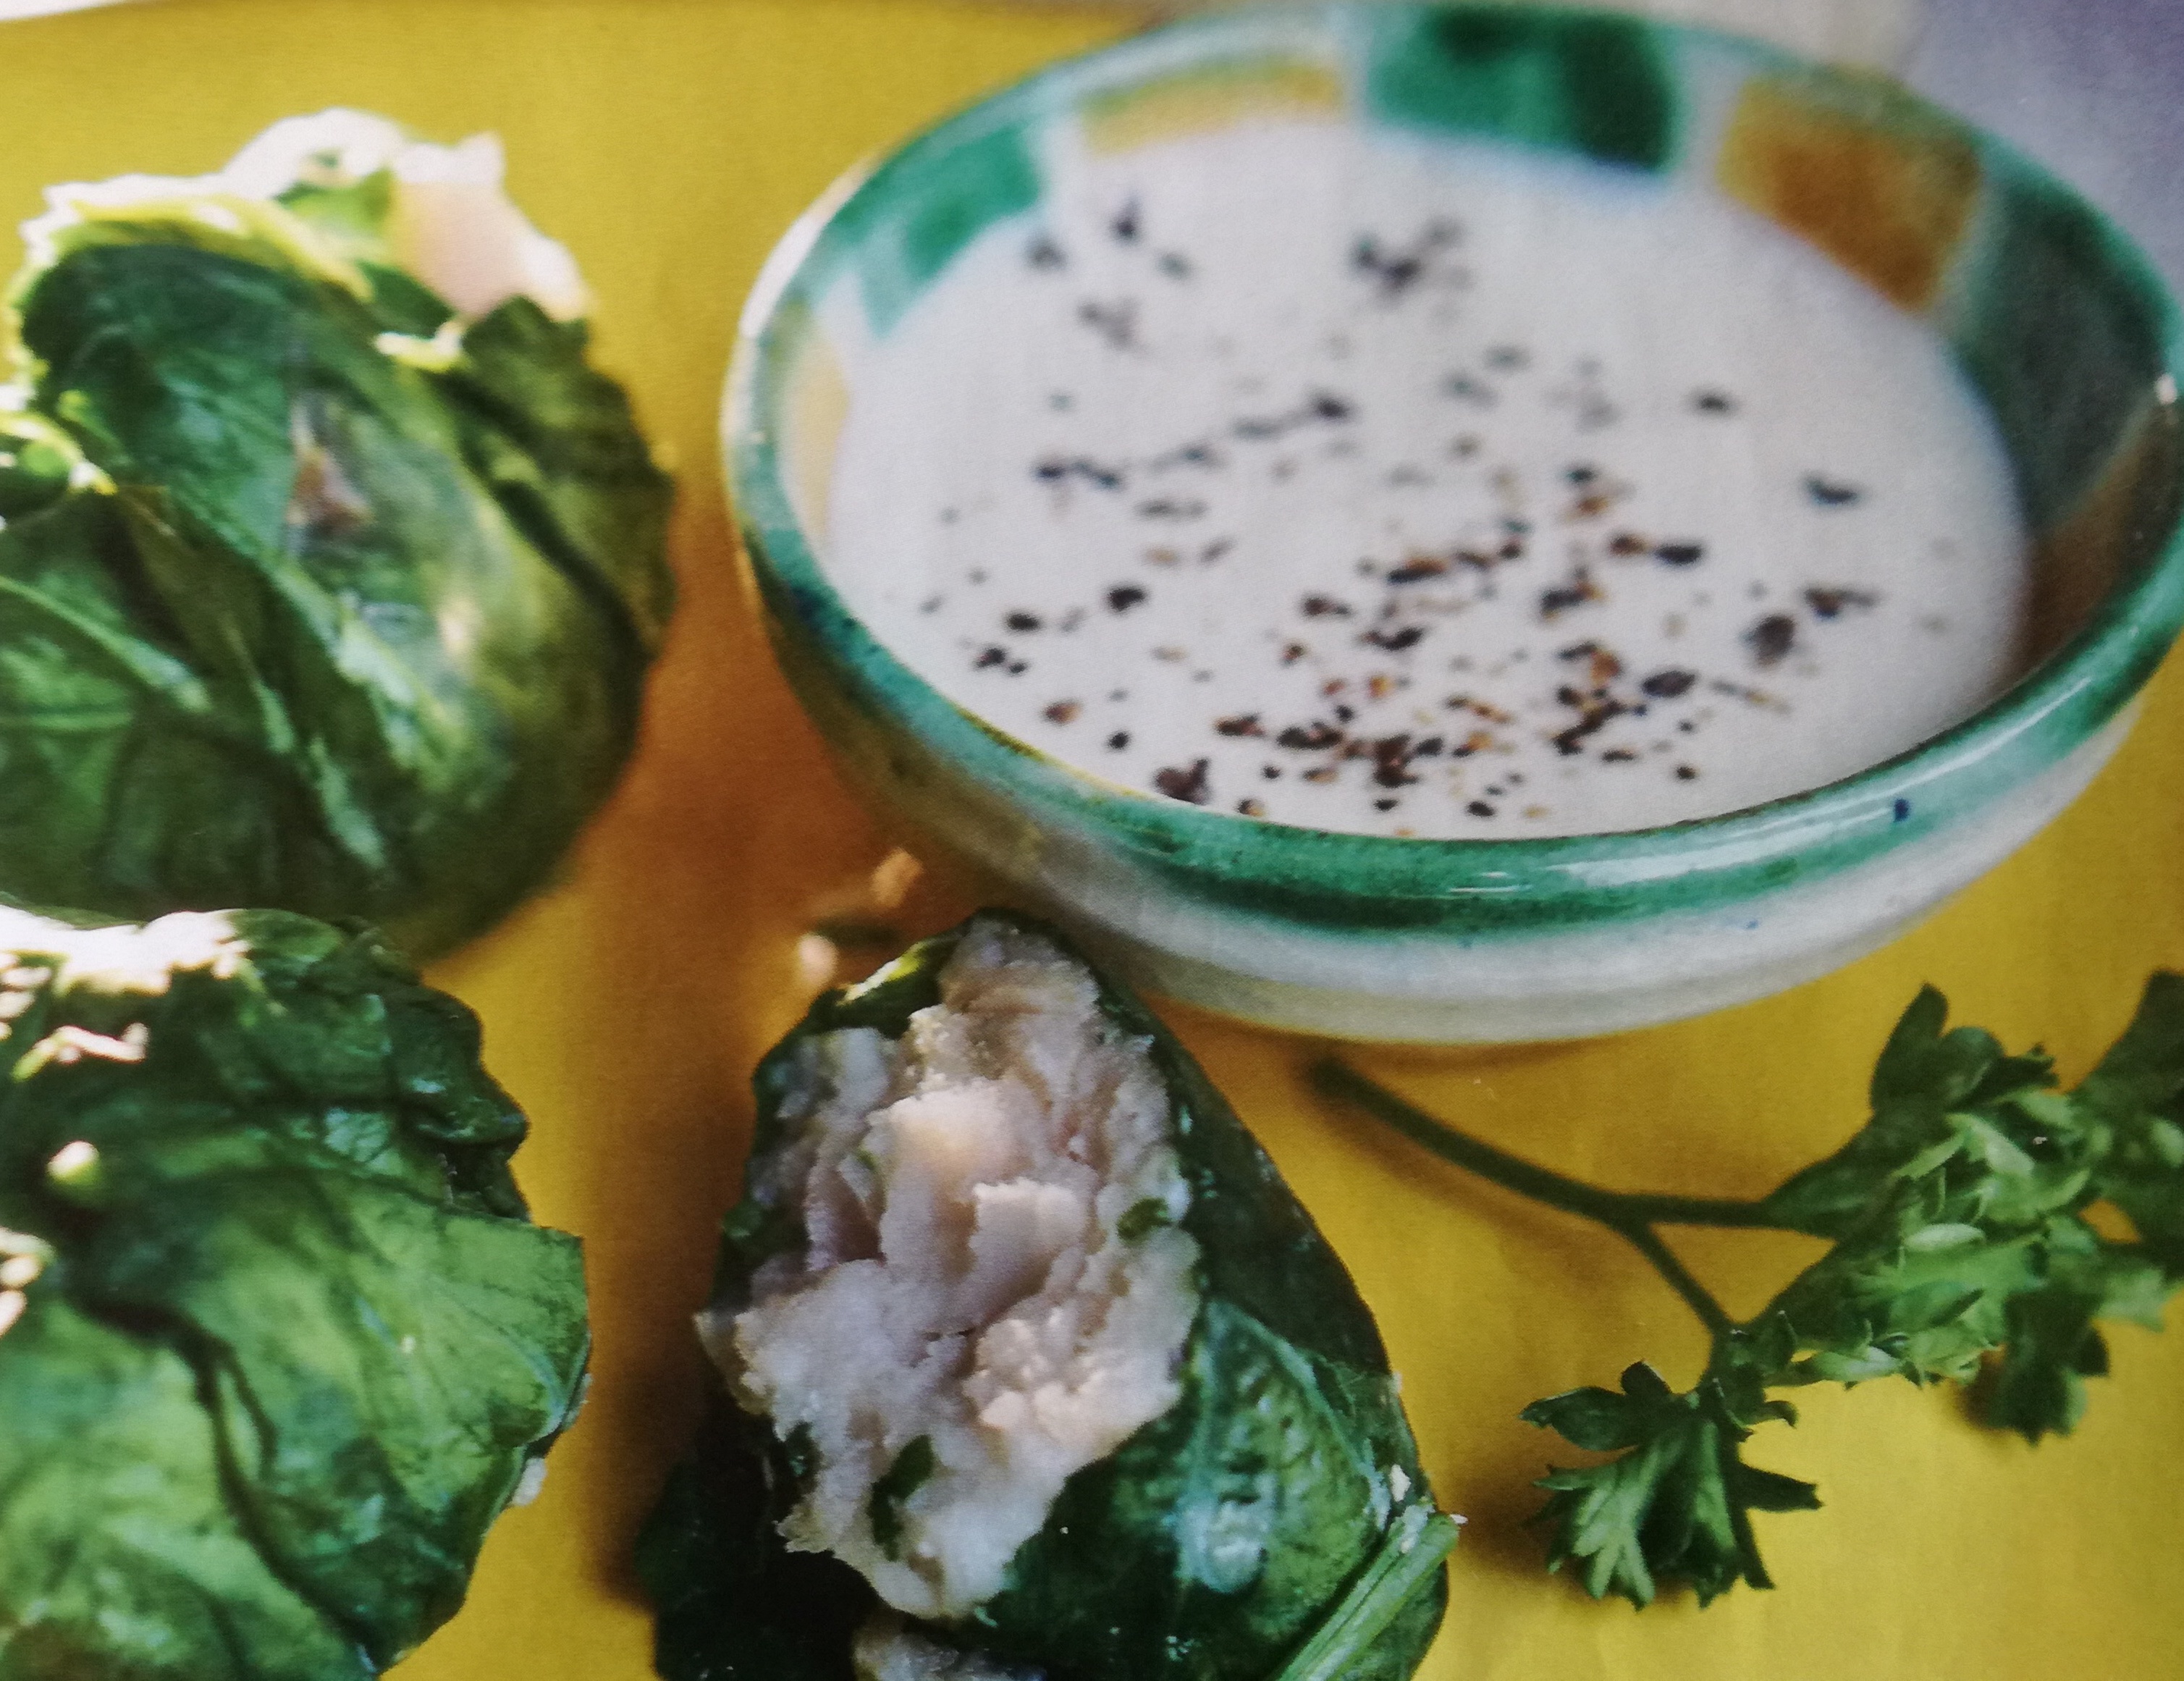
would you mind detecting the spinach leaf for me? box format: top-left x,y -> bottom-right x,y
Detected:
0,121 -> 671,958
0,901 -> 589,1675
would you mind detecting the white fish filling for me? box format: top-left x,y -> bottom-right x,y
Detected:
853,1612 -> 1044,1681
706,922 -> 1199,1620
26,109 -> 589,326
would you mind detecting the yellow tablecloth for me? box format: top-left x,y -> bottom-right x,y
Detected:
9,3 -> 2181,1677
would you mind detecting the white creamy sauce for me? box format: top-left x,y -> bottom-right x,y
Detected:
826,123 -> 2029,836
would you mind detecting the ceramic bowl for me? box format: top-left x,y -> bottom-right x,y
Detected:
727,1 -> 2184,1042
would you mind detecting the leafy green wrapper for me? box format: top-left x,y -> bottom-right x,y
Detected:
0,900 -> 589,1677
0,119 -> 673,958
640,913 -> 1451,1681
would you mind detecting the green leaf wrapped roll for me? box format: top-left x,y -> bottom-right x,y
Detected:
641,912 -> 1452,1680
0,898 -> 589,1677
0,113 -> 673,959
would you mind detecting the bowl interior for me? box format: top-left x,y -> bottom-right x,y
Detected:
732,1 -> 2184,922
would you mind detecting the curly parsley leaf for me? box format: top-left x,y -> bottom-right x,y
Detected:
1323,972 -> 2184,1609
1523,1362 -> 1816,1607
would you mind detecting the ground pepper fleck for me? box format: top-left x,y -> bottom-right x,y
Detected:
1745,614 -> 1798,666
1154,759 -> 1211,804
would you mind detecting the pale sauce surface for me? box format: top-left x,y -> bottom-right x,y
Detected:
827,124 -> 2028,835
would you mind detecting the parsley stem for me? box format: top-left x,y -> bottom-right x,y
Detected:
1311,1058 -> 1766,1338
1309,1060 -> 1778,1231
1621,1223 -> 1736,1336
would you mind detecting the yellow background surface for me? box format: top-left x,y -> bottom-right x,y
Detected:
7,2 -> 2182,1677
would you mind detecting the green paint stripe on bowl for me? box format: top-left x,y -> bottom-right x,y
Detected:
1363,6 -> 1679,172
841,120 -> 1042,338
1949,167 -> 2174,537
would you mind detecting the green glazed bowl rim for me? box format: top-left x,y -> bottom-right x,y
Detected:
728,1 -> 2184,923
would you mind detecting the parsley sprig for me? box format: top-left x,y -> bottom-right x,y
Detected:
1312,974 -> 2184,1607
